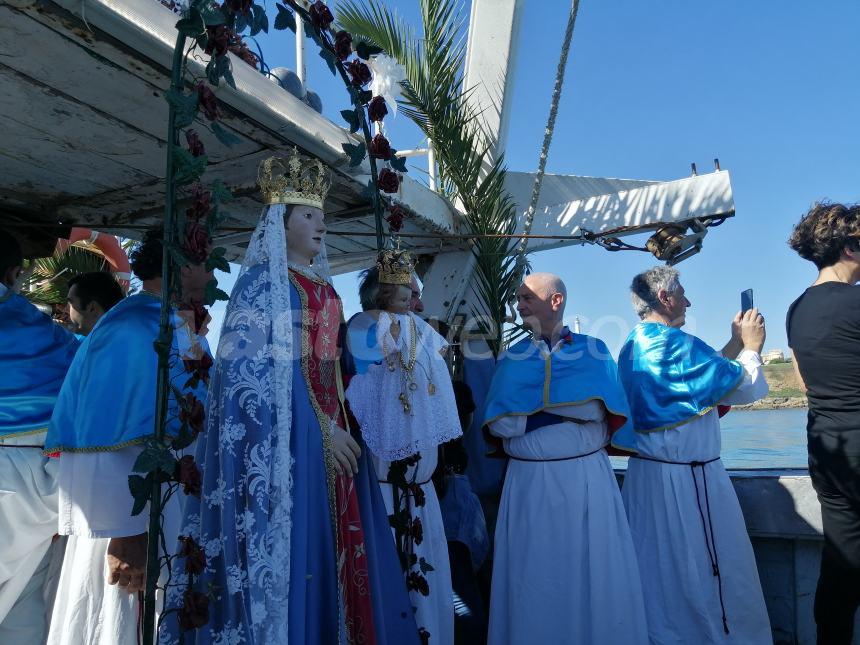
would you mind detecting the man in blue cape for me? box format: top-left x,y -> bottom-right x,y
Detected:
480,272 -> 648,645
44,229 -> 212,645
614,265 -> 772,644
0,230 -> 80,644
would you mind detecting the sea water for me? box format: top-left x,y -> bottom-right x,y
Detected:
610,407 -> 810,470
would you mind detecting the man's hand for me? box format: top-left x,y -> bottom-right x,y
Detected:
331,424 -> 361,476
107,532 -> 148,594
739,307 -> 766,354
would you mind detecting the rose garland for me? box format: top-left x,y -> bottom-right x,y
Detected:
138,1 -> 416,640
275,0 -> 410,241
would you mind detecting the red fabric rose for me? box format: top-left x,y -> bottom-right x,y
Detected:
179,535 -> 207,575
334,30 -> 353,61
386,205 -> 407,233
409,482 -> 425,507
377,168 -> 400,194
183,352 -> 213,386
175,454 -> 202,497
410,517 -> 424,545
369,134 -> 393,160
347,59 -> 372,87
184,221 -> 210,264
367,96 -> 388,122
229,37 -> 259,68
179,301 -> 211,336
178,589 -> 210,631
185,187 -> 212,222
406,571 -> 430,596
179,393 -> 206,436
222,0 -> 252,14
197,82 -> 220,121
204,25 -> 230,57
185,129 -> 205,158
309,1 -> 334,30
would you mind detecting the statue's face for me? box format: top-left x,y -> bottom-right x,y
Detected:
286,206 -> 326,263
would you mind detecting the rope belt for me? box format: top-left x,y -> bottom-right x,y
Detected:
508,443 -> 608,462
630,454 -> 729,635
378,477 -> 432,486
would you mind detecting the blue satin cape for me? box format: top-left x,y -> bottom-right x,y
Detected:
45,293 -> 207,452
0,293 -> 79,439
480,334 -> 630,433
612,322 -> 744,451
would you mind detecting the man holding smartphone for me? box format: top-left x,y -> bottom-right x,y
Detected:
613,265 -> 772,644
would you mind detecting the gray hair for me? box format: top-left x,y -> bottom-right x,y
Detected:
630,266 -> 681,319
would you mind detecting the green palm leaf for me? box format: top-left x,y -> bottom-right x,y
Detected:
339,0 -> 523,355
24,245 -> 109,306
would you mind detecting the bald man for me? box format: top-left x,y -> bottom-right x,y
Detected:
480,273 -> 647,645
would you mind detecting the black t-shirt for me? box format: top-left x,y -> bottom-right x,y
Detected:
787,282 -> 860,435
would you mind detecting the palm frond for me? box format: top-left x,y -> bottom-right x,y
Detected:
341,0 -> 522,355
24,246 -> 108,305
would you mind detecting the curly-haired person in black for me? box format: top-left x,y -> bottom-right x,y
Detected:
786,202 -> 860,645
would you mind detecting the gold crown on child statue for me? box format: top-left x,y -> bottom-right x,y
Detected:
377,249 -> 414,286
257,148 -> 331,209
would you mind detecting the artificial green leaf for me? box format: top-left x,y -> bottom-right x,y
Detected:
200,4 -> 227,26
171,423 -> 196,451
204,279 -> 230,305
273,3 -> 296,31
418,557 -> 435,574
210,179 -> 234,203
389,155 -> 408,173
358,89 -> 373,105
234,11 -> 251,34
217,55 -> 236,90
165,89 -> 199,129
355,40 -> 384,60
175,8 -> 205,37
342,141 -> 366,167
132,445 -> 176,475
164,241 -> 189,267
172,148 -> 208,186
211,121 -> 241,147
128,474 -> 151,517
205,57 -> 220,87
340,109 -> 360,133
251,4 -> 269,35
206,253 -> 230,273
319,48 -> 338,76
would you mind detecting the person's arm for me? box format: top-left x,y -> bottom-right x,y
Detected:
720,311 -> 744,359
720,308 -> 768,405
791,351 -> 808,392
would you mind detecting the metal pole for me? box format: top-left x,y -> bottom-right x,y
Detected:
296,16 -> 306,89
141,28 -> 186,645
428,139 -> 437,192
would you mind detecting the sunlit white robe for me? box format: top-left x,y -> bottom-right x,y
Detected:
621,349 -> 772,644
488,400 -> 649,645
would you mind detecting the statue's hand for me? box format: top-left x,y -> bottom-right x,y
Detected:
331,424 -> 360,476
107,532 -> 148,594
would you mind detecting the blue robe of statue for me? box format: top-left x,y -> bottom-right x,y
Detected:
0,291 -> 79,440
159,264 -> 418,645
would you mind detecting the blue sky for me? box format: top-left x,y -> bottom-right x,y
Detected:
209,0 -> 860,354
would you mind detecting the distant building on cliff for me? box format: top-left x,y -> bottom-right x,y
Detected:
762,349 -> 786,364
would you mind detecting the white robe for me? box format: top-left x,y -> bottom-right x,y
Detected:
373,448 -> 455,645
621,349 -> 772,644
488,400 -> 649,645
47,447 -> 186,645
0,432 -> 59,644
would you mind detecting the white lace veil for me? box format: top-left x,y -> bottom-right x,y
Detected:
212,203 -> 296,642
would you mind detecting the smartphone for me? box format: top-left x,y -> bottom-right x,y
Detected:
741,289 -> 754,313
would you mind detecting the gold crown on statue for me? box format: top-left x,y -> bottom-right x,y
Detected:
377,249 -> 415,286
257,148 -> 331,208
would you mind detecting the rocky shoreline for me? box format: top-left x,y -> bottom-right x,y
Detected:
735,396 -> 808,411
